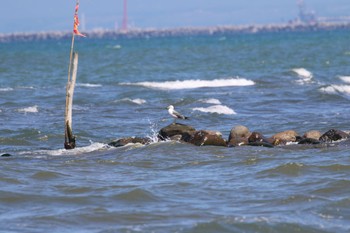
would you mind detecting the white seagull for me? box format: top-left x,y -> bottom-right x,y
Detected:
167,105 -> 189,123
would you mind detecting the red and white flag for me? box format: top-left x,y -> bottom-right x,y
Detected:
73,3 -> 86,37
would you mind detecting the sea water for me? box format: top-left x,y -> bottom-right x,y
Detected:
0,30 -> 350,232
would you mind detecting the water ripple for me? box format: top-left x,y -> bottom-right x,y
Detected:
113,188 -> 161,203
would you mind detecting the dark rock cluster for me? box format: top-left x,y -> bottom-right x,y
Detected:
108,123 -> 350,148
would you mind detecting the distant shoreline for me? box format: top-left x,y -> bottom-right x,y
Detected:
1,22 -> 350,42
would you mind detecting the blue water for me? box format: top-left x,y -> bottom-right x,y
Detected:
0,29 -> 350,232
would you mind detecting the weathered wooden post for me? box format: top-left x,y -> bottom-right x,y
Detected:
64,0 -> 85,149
64,52 -> 78,149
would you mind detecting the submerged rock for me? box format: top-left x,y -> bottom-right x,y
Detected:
319,129 -> 349,143
1,153 -> 12,157
227,125 -> 251,147
189,130 -> 227,147
298,138 -> 321,145
158,123 -> 196,142
108,137 -> 151,147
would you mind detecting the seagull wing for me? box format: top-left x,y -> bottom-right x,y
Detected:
173,109 -> 187,120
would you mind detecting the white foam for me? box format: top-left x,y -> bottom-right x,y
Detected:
18,86 -> 35,89
73,105 -> 89,111
116,98 -> 147,105
129,98 -> 147,105
112,44 -> 122,49
0,87 -> 14,92
35,142 -> 108,156
292,68 -> 313,80
339,76 -> 350,83
199,98 -> 222,104
121,78 -> 255,90
18,105 -> 39,113
77,83 -> 102,88
146,120 -> 161,143
320,85 -> 350,95
193,105 -> 236,115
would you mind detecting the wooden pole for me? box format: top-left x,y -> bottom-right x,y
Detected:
67,0 -> 78,83
64,0 -> 84,149
65,52 -> 78,149
67,35 -> 75,83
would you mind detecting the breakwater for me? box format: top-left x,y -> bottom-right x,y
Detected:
1,22 -> 350,42
108,123 -> 350,149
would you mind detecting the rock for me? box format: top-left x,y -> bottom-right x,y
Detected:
189,130 -> 227,146
1,153 -> 12,157
298,138 -> 320,145
297,130 -> 322,145
169,135 -> 182,141
248,132 -> 274,147
319,129 -> 349,143
271,130 -> 298,145
248,141 -> 275,148
248,132 -> 270,143
158,123 -> 196,142
227,125 -> 251,147
108,137 -> 151,147
303,130 -> 322,140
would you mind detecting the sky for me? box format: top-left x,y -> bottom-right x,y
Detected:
0,0 -> 349,33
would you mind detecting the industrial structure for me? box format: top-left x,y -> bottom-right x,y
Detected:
296,0 -> 317,24
122,0 -> 128,31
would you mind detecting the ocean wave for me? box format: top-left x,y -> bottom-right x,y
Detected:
260,162 -> 305,176
31,142 -> 109,157
0,87 -> 14,92
320,85 -> 350,95
18,86 -> 35,89
115,98 -> 147,105
292,68 -> 313,79
199,98 -> 222,104
121,78 -> 255,90
72,105 -> 90,111
106,44 -> 122,49
17,105 -> 39,113
339,76 -> 350,83
76,83 -> 102,88
112,188 -> 160,202
193,105 -> 236,115
112,44 -> 122,49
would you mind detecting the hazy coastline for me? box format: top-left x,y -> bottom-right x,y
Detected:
1,21 -> 350,42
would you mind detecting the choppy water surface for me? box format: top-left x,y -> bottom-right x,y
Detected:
0,30 -> 350,232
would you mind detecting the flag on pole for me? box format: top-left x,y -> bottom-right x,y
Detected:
73,2 -> 86,37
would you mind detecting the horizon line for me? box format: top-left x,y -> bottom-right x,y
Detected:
1,21 -> 350,42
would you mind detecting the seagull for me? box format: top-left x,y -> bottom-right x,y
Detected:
167,105 -> 189,123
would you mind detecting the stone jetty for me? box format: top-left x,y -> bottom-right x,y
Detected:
108,123 -> 350,148
1,22 -> 350,43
